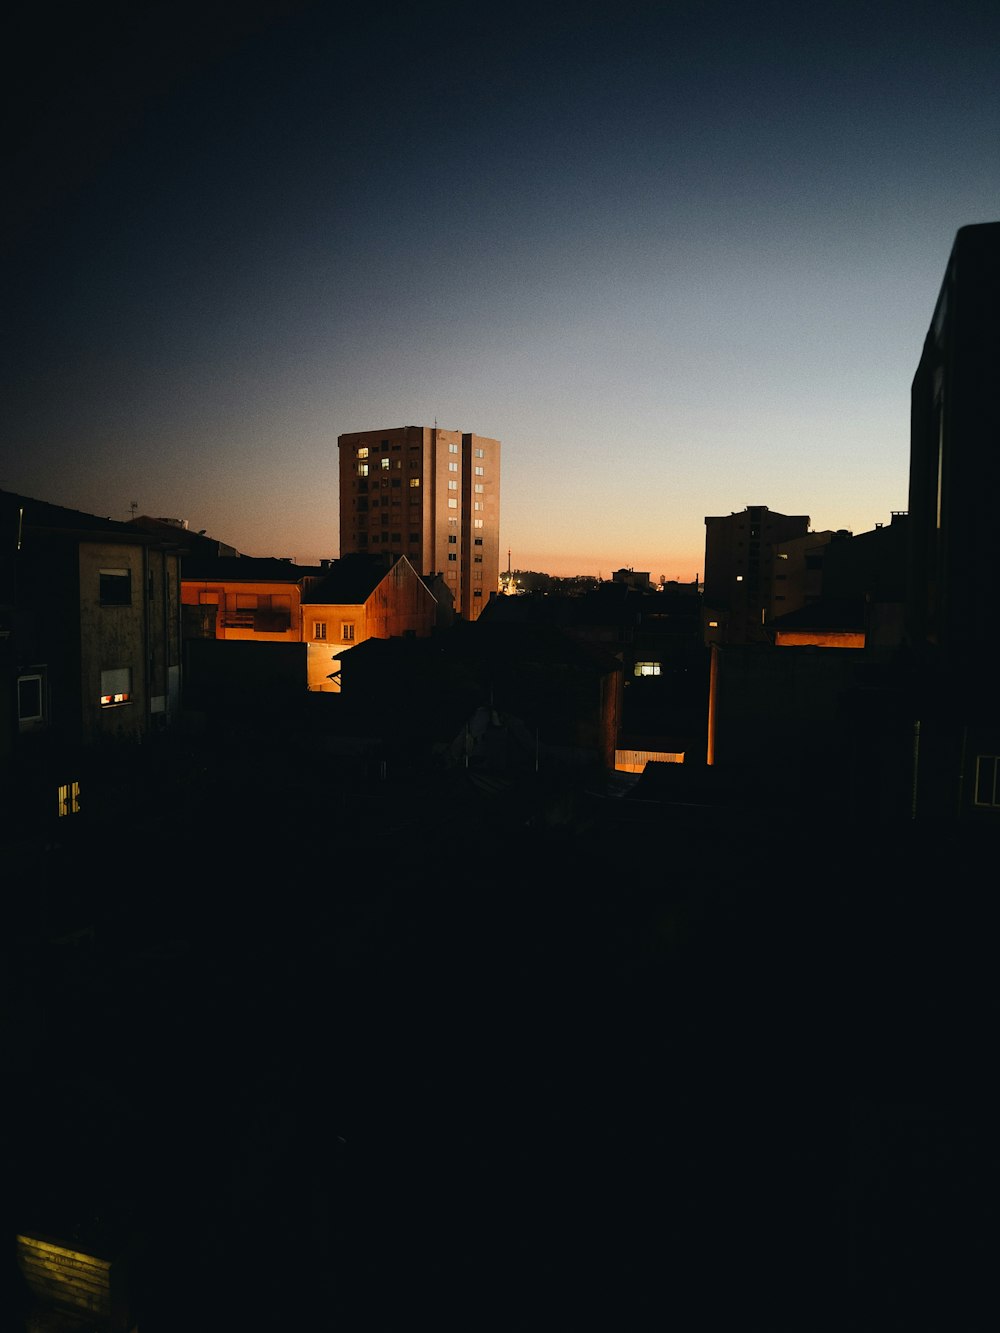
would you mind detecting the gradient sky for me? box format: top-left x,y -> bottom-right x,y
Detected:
3,1 -> 998,578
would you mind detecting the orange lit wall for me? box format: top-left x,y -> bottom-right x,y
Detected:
774,630 -> 865,648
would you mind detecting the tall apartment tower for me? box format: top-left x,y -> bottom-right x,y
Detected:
703,504 -> 810,643
338,426 -> 500,621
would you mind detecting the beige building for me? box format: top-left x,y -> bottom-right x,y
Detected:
338,426 -> 500,621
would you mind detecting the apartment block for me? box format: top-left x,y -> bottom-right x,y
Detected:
703,505 -> 810,643
338,426 -> 500,621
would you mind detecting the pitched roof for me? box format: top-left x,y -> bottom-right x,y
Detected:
1,488 -> 169,542
302,553 -> 415,605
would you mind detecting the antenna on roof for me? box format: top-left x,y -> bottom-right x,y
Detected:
130,501 -> 138,520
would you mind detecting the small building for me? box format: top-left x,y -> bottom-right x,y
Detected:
1,489 -> 183,826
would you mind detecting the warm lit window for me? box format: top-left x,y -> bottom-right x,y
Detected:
448,499 -> 458,508
100,568 -> 131,605
474,466 -> 484,475
341,623 -> 355,642
409,476 -> 420,488
381,458 -> 390,470
736,575 -> 743,582
314,622 -> 327,640
474,519 -> 484,528
357,463 -> 369,476
100,666 -> 132,707
474,502 -> 483,511
356,447 -> 369,459
974,756 -> 1000,808
18,672 -> 45,729
634,662 -> 662,677
57,781 -> 81,817
708,620 -> 718,628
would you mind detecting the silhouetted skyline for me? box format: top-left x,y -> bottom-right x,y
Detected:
4,1 -> 998,576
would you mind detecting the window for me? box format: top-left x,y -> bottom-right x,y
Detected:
100,666 -> 132,707
474,570 -> 482,581
409,532 -> 419,542
18,672 -> 45,729
448,480 -> 458,490
474,518 -> 484,528
381,457 -> 390,470
449,443 -> 459,454
474,555 -> 482,564
634,662 -> 662,677
475,447 -> 484,458
474,502 -> 483,511
391,479 -> 401,488
448,553 -> 457,562
314,622 -> 327,640
736,575 -> 744,582
474,537 -> 483,546
448,535 -> 457,544
474,483 -> 484,493
57,781 -> 81,817
708,620 -> 719,628
974,756 -> 1000,808
341,623 -> 355,642
474,466 -> 484,476
448,462 -> 459,472
100,568 -> 131,605
356,447 -> 369,459
448,517 -> 458,526
357,463 -> 369,477
392,444 -> 401,452
448,499 -> 458,508
474,589 -> 482,597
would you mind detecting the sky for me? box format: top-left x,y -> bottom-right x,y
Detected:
3,0 -> 998,578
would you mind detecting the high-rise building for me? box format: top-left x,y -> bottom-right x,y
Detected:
338,426 -> 500,621
703,504 -> 810,643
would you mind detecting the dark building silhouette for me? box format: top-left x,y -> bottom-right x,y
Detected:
703,505 -> 810,644
906,221 -> 1000,816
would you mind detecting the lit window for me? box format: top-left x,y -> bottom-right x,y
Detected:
974,756 -> 1000,807
634,662 -> 662,677
475,466 -> 484,475
18,672 -> 45,730
314,622 -> 327,640
100,568 -> 131,605
448,480 -> 458,490
449,443 -> 459,454
448,499 -> 458,508
708,620 -> 718,628
448,462 -> 459,472
409,477 -> 420,488
357,463 -> 369,477
474,483 -> 484,493
474,518 -> 484,528
341,623 -> 355,642
100,666 -> 132,707
777,552 -> 788,560
57,781 -> 81,817
381,458 -> 390,470
356,447 -> 369,459
736,575 -> 743,582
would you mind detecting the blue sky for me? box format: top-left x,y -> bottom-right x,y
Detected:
3,1 -> 998,576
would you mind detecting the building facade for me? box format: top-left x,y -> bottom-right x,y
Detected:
703,505 -> 810,644
338,426 -> 500,621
